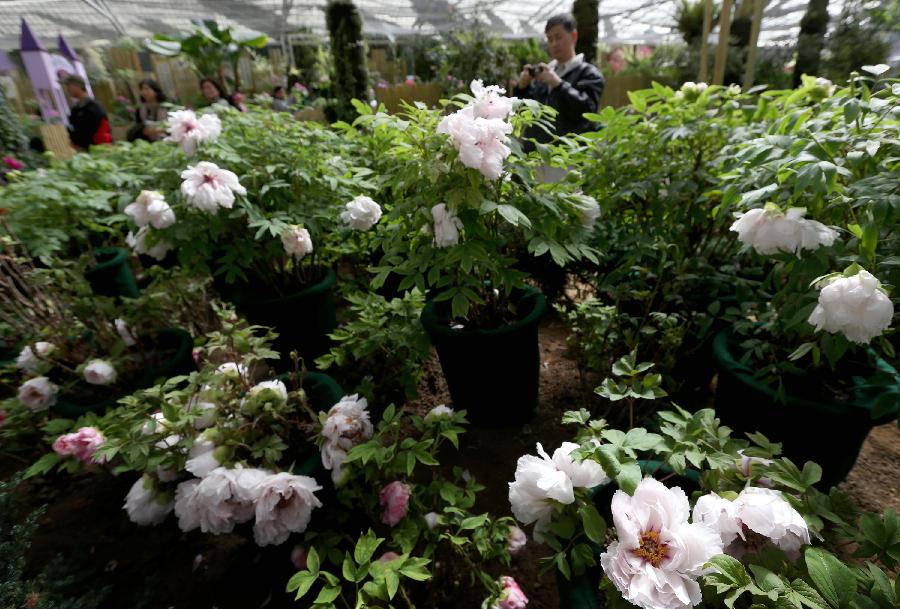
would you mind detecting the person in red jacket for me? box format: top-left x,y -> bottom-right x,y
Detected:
61,74 -> 112,151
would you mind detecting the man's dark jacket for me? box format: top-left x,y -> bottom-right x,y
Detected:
514,61 -> 605,144
68,98 -> 108,149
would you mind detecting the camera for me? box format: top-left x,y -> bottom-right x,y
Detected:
526,64 -> 545,77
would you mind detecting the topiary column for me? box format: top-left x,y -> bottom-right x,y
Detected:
793,0 -> 831,88
0,84 -> 27,157
572,0 -> 600,62
325,0 -> 369,121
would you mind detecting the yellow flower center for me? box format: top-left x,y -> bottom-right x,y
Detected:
632,529 -> 669,567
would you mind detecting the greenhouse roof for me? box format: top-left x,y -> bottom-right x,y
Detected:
0,0 -> 858,50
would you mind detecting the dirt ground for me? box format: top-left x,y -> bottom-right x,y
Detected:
4,316 -> 899,609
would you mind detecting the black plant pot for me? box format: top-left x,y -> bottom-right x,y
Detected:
54,327 -> 195,418
84,247 -> 140,298
420,288 -> 547,426
224,268 -> 338,369
712,329 -> 899,489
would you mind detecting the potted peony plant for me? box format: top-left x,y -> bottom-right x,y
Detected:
714,70 -> 899,486
362,81 -> 599,424
0,238 -> 202,455
509,405 -> 898,609
119,107 -> 378,365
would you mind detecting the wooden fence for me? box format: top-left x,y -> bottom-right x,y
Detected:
374,81 -> 442,114
600,74 -> 658,108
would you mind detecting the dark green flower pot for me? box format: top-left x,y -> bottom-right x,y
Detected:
712,329 -> 899,489
53,328 -> 195,418
420,288 -> 547,426
293,371 -> 344,478
227,268 -> 338,369
84,247 -> 140,298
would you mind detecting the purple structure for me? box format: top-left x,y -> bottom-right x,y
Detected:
19,19 -> 75,126
58,34 -> 93,97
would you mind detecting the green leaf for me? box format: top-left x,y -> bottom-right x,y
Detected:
460,514 -> 489,530
385,569 -> 400,599
25,452 -> 62,478
805,548 -> 856,609
307,547 -> 321,575
578,503 -> 607,544
286,571 -> 317,600
353,529 -> 384,565
314,585 -> 341,604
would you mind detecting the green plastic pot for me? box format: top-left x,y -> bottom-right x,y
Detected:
53,328 -> 195,418
292,371 -> 345,478
558,461 -> 701,609
712,329 -> 899,488
420,288 -> 547,426
84,247 -> 140,298
227,268 -> 338,369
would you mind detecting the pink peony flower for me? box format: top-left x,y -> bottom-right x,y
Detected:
507,525 -> 527,555
493,576 -> 528,609
291,545 -> 308,570
379,481 -> 411,527
3,156 -> 25,170
0,409 -> 6,427
53,426 -> 105,463
378,551 -> 401,563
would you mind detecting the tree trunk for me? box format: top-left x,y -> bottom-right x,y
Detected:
793,0 -> 830,88
572,0 -> 600,62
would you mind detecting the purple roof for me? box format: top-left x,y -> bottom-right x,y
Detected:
57,34 -> 80,62
20,19 -> 47,53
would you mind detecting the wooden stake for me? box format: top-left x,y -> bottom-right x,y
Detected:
712,0 -> 733,85
698,0 -> 714,82
742,0 -> 766,88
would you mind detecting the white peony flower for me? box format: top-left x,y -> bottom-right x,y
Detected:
507,525 -> 528,555
729,207 -> 838,256
249,380 -> 288,401
83,359 -> 117,385
127,226 -> 173,261
165,109 -> 222,155
861,64 -> 890,76
186,397 -> 217,429
176,466 -> 268,534
180,161 -> 246,212
437,106 -> 513,180
508,443 -> 607,541
808,269 -> 894,343
320,395 -> 373,485
693,487 -> 810,558
115,319 -> 137,346
18,376 -> 59,411
185,436 -> 221,478
600,478 -> 723,609
124,475 -> 174,525
470,79 -> 517,120
425,404 -> 454,423
681,81 -> 708,94
282,226 -> 313,259
141,411 -> 169,435
125,190 -> 176,229
16,341 -> 55,374
341,195 -> 382,231
215,361 -> 248,381
579,195 -> 601,230
252,472 -> 323,546
424,511 -> 440,530
431,203 -> 464,248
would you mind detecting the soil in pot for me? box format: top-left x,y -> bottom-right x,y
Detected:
712,329 -> 898,489
84,247 -> 140,298
420,288 -> 547,426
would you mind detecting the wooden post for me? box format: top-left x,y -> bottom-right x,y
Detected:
698,0 -> 714,82
742,0 -> 766,88
712,0 -> 733,85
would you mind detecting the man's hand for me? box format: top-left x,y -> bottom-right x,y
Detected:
536,63 -> 562,89
518,65 -> 534,89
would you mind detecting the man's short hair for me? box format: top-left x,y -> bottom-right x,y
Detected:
60,73 -> 86,89
545,13 -> 577,33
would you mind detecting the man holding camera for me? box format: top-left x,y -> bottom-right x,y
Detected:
515,13 -> 605,144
